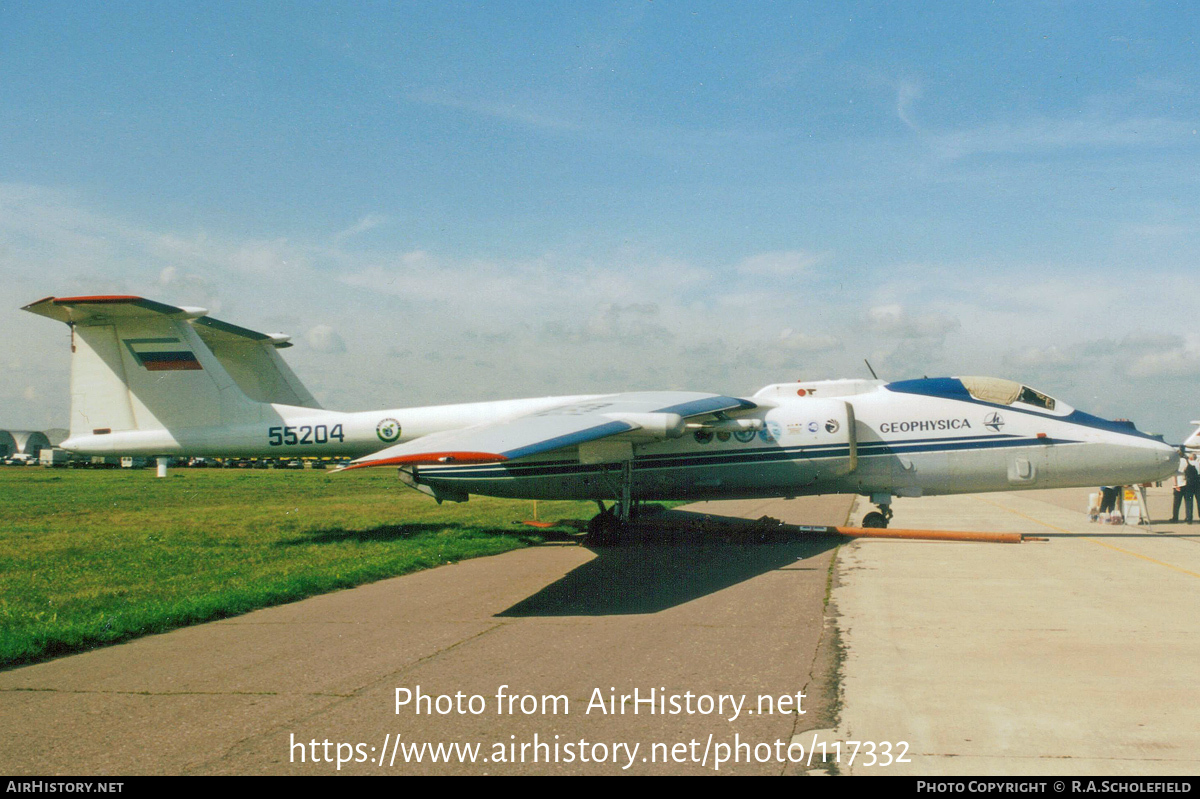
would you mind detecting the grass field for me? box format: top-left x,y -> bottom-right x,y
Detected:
0,467 -> 596,669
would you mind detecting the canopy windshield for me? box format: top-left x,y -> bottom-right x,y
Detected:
959,376 -> 1057,411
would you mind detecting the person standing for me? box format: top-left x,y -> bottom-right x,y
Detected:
1099,485 -> 1118,515
1185,455 -> 1200,523
1172,456 -> 1187,522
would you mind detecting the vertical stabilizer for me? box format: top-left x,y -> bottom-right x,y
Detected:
23,296 -> 267,437
1185,421 -> 1200,452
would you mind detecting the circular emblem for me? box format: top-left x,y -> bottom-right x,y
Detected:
984,412 -> 1005,432
734,429 -> 757,443
693,429 -> 714,444
825,419 -> 840,434
807,421 -> 819,433
376,418 -> 402,443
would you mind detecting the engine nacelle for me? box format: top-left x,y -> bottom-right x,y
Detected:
603,412 -> 687,440
687,418 -> 764,432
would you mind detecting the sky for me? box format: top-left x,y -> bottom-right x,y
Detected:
2,1 -> 1199,440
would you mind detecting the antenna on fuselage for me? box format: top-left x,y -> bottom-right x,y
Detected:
864,359 -> 879,380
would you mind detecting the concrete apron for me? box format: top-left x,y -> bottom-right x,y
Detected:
832,487 -> 1200,776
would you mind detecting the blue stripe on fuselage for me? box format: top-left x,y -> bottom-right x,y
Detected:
419,433 -> 1078,481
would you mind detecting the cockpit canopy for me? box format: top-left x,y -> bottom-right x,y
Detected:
885,376 -> 1074,416
957,376 -> 1062,412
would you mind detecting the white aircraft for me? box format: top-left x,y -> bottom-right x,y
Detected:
1184,422 -> 1200,454
24,295 -> 1179,529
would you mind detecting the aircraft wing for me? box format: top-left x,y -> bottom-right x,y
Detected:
342,392 -> 757,470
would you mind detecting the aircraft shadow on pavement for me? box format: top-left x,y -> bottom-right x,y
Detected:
498,511 -> 840,617
275,523 -> 541,546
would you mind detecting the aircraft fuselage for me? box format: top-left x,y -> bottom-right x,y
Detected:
57,378 -> 1176,505
412,379 -> 1178,502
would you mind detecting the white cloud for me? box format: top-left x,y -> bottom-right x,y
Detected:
735,250 -> 824,277
778,329 -> 841,352
407,88 -> 582,133
927,114 -> 1190,161
866,304 -> 960,340
582,303 -> 673,345
305,324 -> 347,354
1003,345 -> 1074,369
896,79 -> 922,130
227,239 -> 309,278
1126,350 -> 1200,378
334,214 -> 389,243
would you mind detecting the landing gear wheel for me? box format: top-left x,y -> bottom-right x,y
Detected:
585,505 -> 622,545
861,511 -> 889,529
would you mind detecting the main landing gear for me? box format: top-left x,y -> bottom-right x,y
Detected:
585,460 -> 636,544
585,500 -> 642,544
861,494 -> 893,529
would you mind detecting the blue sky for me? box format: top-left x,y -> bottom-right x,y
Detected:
3,2 -> 1199,440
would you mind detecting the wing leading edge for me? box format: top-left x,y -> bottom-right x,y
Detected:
342,392 -> 757,470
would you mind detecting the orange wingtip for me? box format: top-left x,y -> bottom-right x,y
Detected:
341,451 -> 508,470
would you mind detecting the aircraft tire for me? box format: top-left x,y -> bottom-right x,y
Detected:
861,511 -> 889,529
585,508 -> 622,545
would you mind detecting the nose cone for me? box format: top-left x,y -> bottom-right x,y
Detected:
1095,435 -> 1180,488
1162,443 -> 1181,467
1150,440 -> 1180,480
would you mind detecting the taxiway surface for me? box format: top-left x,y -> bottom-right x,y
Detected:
0,495 -> 851,775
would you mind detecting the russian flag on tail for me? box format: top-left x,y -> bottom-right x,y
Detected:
123,337 -> 203,371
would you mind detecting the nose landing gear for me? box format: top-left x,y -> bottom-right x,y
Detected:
861,494 -> 893,528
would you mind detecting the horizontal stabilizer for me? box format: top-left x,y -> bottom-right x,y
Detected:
193,315 -> 293,348
23,295 -> 207,324
24,296 -> 294,350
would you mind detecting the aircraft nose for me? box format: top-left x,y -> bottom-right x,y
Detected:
1152,440 -> 1180,475
1109,438 -> 1179,488
1158,441 -> 1180,466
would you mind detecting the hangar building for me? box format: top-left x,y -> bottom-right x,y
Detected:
0,430 -> 52,458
